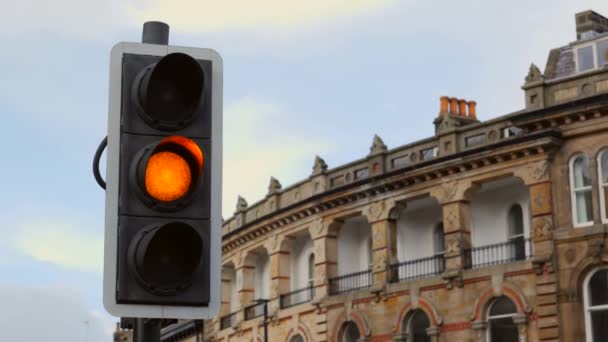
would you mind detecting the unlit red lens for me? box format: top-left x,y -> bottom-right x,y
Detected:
145,151 -> 192,202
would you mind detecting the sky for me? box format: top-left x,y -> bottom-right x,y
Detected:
0,1 -> 606,341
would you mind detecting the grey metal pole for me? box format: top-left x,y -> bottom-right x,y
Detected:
142,21 -> 170,45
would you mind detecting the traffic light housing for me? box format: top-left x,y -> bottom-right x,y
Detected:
103,43 -> 222,319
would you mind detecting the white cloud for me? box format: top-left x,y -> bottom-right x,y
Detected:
0,285 -> 113,342
222,96 -> 334,217
0,0 -> 394,38
13,219 -> 103,273
129,0 -> 394,32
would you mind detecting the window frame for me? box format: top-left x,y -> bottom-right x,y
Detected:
308,253 -> 315,287
569,154 -> 594,228
433,222 -> 445,257
583,267 -> 608,342
598,149 -> 608,224
507,204 -> 525,241
486,297 -> 518,342
574,37 -> 608,73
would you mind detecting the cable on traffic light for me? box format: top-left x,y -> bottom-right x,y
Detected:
93,136 -> 108,190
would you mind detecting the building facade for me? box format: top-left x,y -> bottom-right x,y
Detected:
114,10 -> 608,342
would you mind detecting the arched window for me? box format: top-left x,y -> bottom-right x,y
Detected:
308,253 -> 315,286
584,268 -> 608,341
487,296 -> 518,342
405,310 -> 431,342
290,335 -> 305,342
507,204 -> 525,261
598,149 -> 608,223
340,321 -> 361,342
367,236 -> 373,268
570,154 -> 593,226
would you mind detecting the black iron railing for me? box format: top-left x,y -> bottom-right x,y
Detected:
219,311 -> 237,330
280,285 -> 315,309
328,269 -> 372,296
389,255 -> 445,283
464,238 -> 532,269
244,301 -> 265,320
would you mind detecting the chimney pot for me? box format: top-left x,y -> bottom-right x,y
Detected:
449,98 -> 458,115
458,99 -> 467,117
440,96 -> 449,115
468,101 -> 477,119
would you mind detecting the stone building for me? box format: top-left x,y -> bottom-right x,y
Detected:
115,9 -> 608,342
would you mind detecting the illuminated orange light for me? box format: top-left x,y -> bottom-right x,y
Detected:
159,136 -> 204,176
145,151 -> 192,202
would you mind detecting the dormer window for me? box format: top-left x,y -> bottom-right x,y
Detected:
575,37 -> 608,73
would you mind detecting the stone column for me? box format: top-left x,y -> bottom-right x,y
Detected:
426,326 -> 441,342
471,321 -> 487,342
521,160 -> 559,341
235,253 -> 255,310
441,200 -> 472,286
309,218 -> 338,299
513,314 -> 529,342
220,266 -> 234,316
366,199 -> 398,287
267,235 -> 292,314
431,181 -> 475,287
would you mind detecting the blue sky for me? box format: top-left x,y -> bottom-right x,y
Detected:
0,1 -> 606,340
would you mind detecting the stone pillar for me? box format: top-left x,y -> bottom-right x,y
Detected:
471,321 -> 487,342
441,200 -> 472,286
267,236 -> 292,314
366,199 -> 398,287
513,314 -> 529,342
235,253 -> 255,310
426,326 -> 441,342
310,218 -> 338,299
522,160 -> 559,341
220,266 -> 234,316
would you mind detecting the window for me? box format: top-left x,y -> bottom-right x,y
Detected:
420,147 -> 439,160
465,134 -> 485,147
308,253 -> 315,286
578,45 -> 595,72
507,204 -> 525,260
354,167 -> 369,180
290,335 -> 305,342
487,296 -> 518,342
598,149 -> 608,223
597,39 -> 608,68
392,155 -> 409,169
502,126 -> 523,138
584,268 -> 608,342
406,310 -> 431,342
570,154 -> 594,226
434,223 -> 445,256
340,322 -> 361,342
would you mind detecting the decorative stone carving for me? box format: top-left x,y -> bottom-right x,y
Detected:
373,252 -> 387,272
487,130 -> 498,142
373,227 -> 384,248
369,134 -> 388,156
267,235 -> 278,253
530,184 -> 552,216
441,182 -> 457,203
532,160 -> 550,182
525,63 -> 543,84
267,177 -> 281,196
369,200 -> 387,221
564,248 -> 576,264
235,196 -> 248,213
310,219 -> 326,238
410,152 -> 418,162
237,251 -> 246,268
587,239 -> 604,264
444,206 -> 459,231
311,155 -> 328,176
533,217 -> 552,241
446,235 -> 462,256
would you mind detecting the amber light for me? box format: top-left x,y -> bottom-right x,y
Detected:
145,151 -> 192,202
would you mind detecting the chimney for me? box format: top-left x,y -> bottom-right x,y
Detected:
576,10 -> 608,40
458,99 -> 467,117
438,96 -> 478,120
468,101 -> 477,119
440,96 -> 449,115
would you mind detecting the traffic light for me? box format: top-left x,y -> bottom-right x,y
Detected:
103,42 -> 222,319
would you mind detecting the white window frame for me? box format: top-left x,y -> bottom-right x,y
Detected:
575,37 -> 608,73
583,267 -> 608,342
598,149 -> 608,224
569,154 -> 594,228
486,298 -> 518,342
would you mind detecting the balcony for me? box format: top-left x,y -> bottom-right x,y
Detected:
389,255 -> 445,283
244,301 -> 266,320
219,311 -> 237,330
280,285 -> 315,309
328,269 -> 372,296
464,238 -> 532,269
